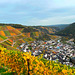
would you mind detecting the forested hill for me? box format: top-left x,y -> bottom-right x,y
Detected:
48,24 -> 69,30
0,23 -> 58,34
56,22 -> 75,38
0,23 -> 25,28
0,23 -> 59,41
32,26 -> 58,34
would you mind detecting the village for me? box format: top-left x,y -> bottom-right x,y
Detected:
18,38 -> 75,67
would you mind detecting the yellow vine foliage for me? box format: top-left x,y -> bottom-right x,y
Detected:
15,29 -> 21,34
0,37 -> 3,41
35,32 -> 39,37
26,33 -> 30,37
10,33 -> 16,36
0,46 -> 75,75
6,26 -> 15,30
0,31 -> 6,36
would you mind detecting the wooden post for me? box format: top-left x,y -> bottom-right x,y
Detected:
27,59 -> 30,75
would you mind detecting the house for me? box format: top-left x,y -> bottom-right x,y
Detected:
20,43 -> 25,48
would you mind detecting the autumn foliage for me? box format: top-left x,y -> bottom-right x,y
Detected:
0,26 -> 22,37
0,31 -> 6,36
26,33 -> 30,37
0,46 -> 75,75
6,26 -> 15,30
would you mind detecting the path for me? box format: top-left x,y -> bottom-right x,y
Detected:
0,38 -> 9,43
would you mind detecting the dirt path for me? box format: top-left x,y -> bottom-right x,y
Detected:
0,38 -> 9,43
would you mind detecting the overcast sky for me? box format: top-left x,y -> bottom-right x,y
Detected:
0,0 -> 75,26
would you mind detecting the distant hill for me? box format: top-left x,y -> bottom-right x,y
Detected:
0,23 -> 25,28
32,26 -> 58,34
56,23 -> 75,38
47,24 -> 69,30
0,23 -> 59,42
0,23 -> 59,34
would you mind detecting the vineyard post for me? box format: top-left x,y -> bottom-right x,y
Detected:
27,59 -> 30,75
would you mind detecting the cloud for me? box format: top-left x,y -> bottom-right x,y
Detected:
0,0 -> 75,25
25,15 -> 75,25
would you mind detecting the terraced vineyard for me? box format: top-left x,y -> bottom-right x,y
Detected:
0,35 -> 7,42
0,26 -> 27,50
0,26 -> 21,37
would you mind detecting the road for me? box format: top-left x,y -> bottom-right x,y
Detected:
12,42 -> 16,47
0,33 -> 23,43
7,33 -> 23,37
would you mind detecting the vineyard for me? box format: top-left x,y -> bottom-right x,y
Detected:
0,35 -> 7,42
0,45 -> 75,75
0,26 -> 21,37
0,25 -> 58,43
0,26 -> 27,48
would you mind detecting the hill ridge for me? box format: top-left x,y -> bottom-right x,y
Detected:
56,22 -> 75,38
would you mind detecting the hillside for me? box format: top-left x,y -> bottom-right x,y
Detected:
0,23 -> 39,33
0,26 -> 27,49
0,35 -> 7,42
0,25 -> 57,50
0,24 -> 75,75
0,23 -> 58,34
32,26 -> 58,34
18,26 -> 58,40
48,24 -> 69,30
0,23 -> 25,28
0,26 -> 21,37
0,46 -> 75,75
56,23 -> 75,38
0,24 -> 58,41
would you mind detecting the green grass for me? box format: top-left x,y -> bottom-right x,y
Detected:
4,31 -> 10,36
24,37 -> 35,42
0,67 -> 13,75
0,26 -> 2,31
1,43 -> 20,51
0,35 -> 7,40
3,41 -> 12,46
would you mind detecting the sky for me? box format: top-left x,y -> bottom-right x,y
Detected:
0,0 -> 75,26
